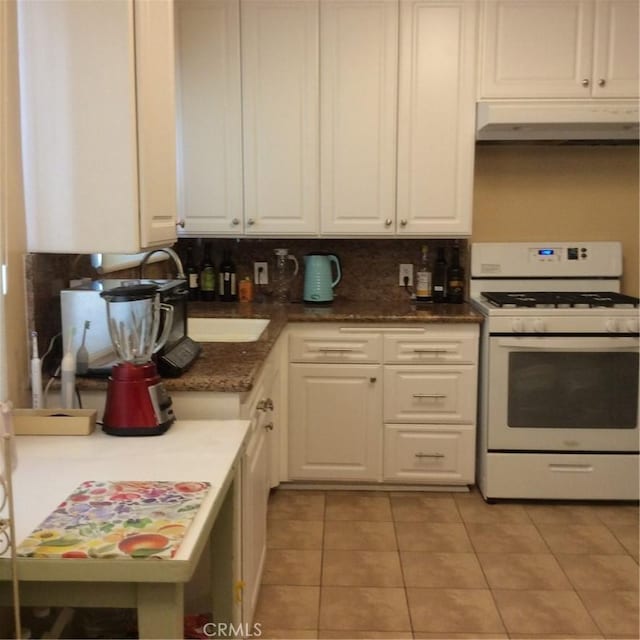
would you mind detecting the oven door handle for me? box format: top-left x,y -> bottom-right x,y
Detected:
494,337 -> 639,350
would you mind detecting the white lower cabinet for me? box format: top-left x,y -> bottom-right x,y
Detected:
384,365 -> 477,424
288,363 -> 383,481
384,424 -> 475,483
288,323 -> 479,486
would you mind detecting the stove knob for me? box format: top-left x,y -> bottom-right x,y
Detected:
605,318 -> 619,333
626,318 -> 639,333
533,318 -> 546,333
512,318 -> 525,333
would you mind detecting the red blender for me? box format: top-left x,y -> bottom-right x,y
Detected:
100,284 -> 175,436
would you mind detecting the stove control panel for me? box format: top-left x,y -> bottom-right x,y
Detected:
471,242 -> 622,278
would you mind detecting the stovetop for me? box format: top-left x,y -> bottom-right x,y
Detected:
482,291 -> 640,309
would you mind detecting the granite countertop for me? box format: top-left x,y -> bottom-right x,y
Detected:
76,299 -> 482,394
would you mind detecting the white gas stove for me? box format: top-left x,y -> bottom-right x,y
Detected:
470,242 -> 639,502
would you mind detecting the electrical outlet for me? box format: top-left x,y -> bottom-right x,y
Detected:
399,263 -> 413,287
254,262 -> 269,285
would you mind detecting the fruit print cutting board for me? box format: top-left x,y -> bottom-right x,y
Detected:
16,480 -> 211,559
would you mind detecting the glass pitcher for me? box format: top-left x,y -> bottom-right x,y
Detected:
100,284 -> 174,365
273,248 -> 299,303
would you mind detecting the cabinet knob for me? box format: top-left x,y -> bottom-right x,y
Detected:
581,78 -> 590,87
598,78 -> 606,87
265,398 -> 274,410
256,400 -> 267,412
232,218 -> 240,226
369,377 -> 377,383
264,422 -> 274,431
176,219 -> 185,229
247,218 -> 255,226
384,218 -> 393,227
400,219 -> 407,227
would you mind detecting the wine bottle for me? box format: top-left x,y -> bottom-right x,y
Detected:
185,242 -> 200,301
415,245 -> 432,302
218,250 -> 237,302
199,242 -> 216,302
447,245 -> 465,304
432,246 -> 448,303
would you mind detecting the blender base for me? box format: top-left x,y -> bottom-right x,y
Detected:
102,362 -> 175,436
102,417 -> 174,437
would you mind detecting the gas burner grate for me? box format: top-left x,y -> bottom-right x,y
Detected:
481,291 -> 640,309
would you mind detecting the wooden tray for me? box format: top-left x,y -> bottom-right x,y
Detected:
13,409 -> 97,435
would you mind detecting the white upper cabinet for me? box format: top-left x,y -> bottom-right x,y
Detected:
396,0 -> 476,237
242,0 -> 320,235
592,1 -> 639,98
176,0 -> 476,238
19,0 -> 178,253
320,0 -> 399,236
175,0 -> 243,236
479,0 -> 639,99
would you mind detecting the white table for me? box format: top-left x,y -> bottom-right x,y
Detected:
0,419 -> 250,639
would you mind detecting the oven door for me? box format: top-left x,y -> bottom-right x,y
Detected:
487,335 -> 639,452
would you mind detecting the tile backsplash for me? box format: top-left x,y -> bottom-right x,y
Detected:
26,239 -> 468,372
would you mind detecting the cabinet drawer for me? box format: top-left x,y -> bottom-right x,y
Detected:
383,424 -> 475,484
384,365 -> 476,424
289,331 -> 382,363
384,330 -> 477,364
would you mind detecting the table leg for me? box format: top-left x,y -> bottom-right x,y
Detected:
136,582 -> 184,640
210,476 -> 238,627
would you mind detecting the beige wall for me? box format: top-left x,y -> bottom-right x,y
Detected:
1,0 -> 29,406
473,144 -> 639,296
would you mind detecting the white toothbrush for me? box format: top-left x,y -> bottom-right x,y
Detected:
76,320 -> 90,374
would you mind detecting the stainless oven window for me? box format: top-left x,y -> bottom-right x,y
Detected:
508,351 -> 639,429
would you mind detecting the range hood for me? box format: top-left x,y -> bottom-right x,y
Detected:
476,100 -> 639,141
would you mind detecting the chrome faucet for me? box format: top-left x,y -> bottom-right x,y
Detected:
139,247 -> 186,280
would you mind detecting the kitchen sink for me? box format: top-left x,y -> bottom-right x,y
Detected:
187,317 -> 270,343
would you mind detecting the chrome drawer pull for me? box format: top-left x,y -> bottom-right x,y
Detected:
415,452 -> 445,459
412,349 -> 447,354
412,393 -> 446,399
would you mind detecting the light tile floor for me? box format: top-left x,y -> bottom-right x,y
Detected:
254,488 -> 639,640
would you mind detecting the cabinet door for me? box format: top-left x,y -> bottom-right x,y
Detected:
384,364 -> 476,423
479,0 -> 594,99
241,423 -> 269,627
175,0 -> 244,236
320,0 -> 398,235
135,0 -> 179,247
397,0 -> 476,236
19,0 -> 175,253
289,363 -> 383,480
592,0 -> 639,98
242,0 -> 319,236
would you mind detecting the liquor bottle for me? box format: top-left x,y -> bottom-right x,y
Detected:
218,250 -> 237,302
199,242 -> 216,301
447,244 -> 465,303
415,245 -> 432,302
185,242 -> 200,301
432,246 -> 448,303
